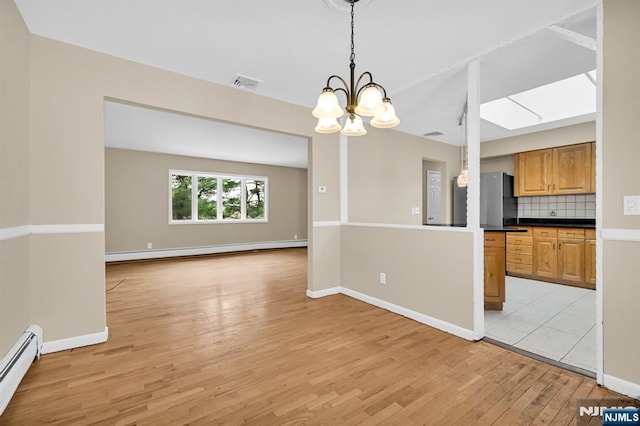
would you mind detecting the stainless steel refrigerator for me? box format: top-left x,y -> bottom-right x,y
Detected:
452,172 -> 517,227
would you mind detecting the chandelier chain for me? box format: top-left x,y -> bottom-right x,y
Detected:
350,0 -> 355,64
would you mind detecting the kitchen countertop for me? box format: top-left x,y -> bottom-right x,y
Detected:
425,224 -> 527,232
515,218 -> 595,228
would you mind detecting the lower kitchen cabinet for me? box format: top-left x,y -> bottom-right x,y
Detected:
533,227 -> 558,279
558,228 -> 585,283
484,232 -> 505,311
508,226 -> 595,289
585,229 -> 596,287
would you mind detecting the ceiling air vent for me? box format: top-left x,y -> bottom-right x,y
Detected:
423,131 -> 445,137
232,73 -> 263,91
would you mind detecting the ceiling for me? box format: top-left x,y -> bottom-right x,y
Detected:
16,0 -> 598,164
103,102 -> 309,168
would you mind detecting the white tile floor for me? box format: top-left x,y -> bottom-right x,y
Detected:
484,276 -> 596,372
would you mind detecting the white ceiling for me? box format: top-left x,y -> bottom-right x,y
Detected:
16,0 -> 598,162
104,101 -> 309,168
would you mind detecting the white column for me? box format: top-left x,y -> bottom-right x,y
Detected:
340,134 -> 349,223
595,1 -> 604,386
467,60 -> 481,230
467,60 -> 484,340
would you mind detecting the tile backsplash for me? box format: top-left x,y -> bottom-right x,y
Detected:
518,194 -> 595,219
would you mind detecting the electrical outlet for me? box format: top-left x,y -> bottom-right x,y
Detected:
623,196 -> 640,215
379,272 -> 386,285
294,234 -> 298,240
147,242 -> 153,249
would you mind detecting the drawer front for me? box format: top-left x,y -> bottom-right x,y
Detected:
507,235 -> 533,246
506,244 -> 533,255
507,262 -> 533,275
585,228 -> 596,240
484,232 -> 505,247
558,228 -> 585,239
507,253 -> 533,265
533,227 -> 558,238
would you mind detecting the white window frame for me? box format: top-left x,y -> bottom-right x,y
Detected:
168,169 -> 269,224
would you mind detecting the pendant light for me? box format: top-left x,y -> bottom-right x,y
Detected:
457,102 -> 468,188
312,0 -> 399,135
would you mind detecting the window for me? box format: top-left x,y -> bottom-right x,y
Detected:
169,170 -> 267,223
480,70 -> 596,130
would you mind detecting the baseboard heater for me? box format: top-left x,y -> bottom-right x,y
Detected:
0,325 -> 43,415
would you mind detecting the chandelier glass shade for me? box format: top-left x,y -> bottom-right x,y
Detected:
313,0 -> 399,136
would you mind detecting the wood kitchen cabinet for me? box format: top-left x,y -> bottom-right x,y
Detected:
506,227 -> 533,275
514,149 -> 552,196
532,227 -> 558,279
585,229 -> 596,288
557,228 -> 585,283
484,232 -> 505,311
552,143 -> 593,194
514,142 -> 594,196
508,226 -> 595,289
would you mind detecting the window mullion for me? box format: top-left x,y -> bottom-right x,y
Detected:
192,174 -> 198,221
241,179 -> 247,220
217,176 -> 222,220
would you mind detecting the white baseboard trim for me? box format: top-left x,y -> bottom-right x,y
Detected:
306,287 -> 341,298
603,374 -> 640,400
602,228 -> 640,242
41,327 -> 109,355
341,287 -> 475,341
307,285 -> 474,341
105,240 -> 308,262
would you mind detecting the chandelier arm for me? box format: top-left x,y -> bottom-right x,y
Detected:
326,75 -> 351,93
354,71 -> 374,92
332,87 -> 349,101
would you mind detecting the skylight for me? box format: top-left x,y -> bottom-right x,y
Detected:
481,71 -> 596,130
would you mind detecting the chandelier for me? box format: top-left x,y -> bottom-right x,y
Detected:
312,0 -> 399,136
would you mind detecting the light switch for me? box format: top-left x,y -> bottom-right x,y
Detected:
623,196 -> 640,215
411,207 -> 420,215
318,186 -> 327,193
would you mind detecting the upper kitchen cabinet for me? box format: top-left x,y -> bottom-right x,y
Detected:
514,149 -> 552,196
514,142 -> 594,196
552,143 -> 593,194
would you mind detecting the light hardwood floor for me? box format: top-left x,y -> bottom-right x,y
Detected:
2,248 -> 622,424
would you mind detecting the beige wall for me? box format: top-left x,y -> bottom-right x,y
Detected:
105,148 -> 307,253
20,33 -> 341,343
481,121 -> 595,158
480,155 -> 514,175
341,226 -> 474,331
348,129 -> 459,225
0,0 -> 31,355
342,128 -> 475,333
602,0 -> 640,385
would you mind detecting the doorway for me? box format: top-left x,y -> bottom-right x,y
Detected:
426,170 -> 441,225
422,160 -> 446,225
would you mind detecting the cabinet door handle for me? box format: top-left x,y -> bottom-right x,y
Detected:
486,238 -> 496,242
559,243 -> 562,250
553,243 -> 556,249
